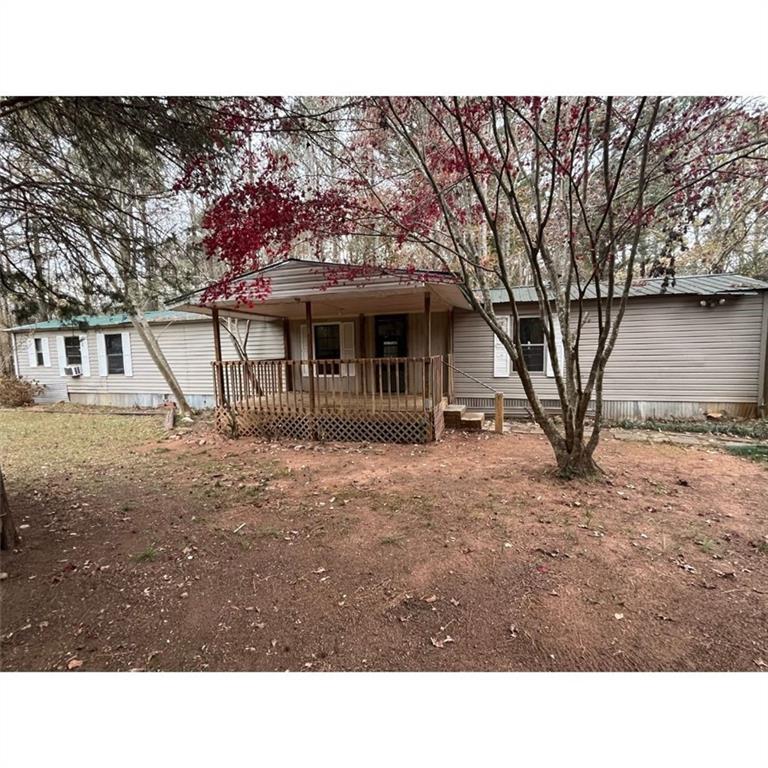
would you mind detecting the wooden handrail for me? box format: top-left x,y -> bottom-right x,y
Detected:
212,356 -> 444,415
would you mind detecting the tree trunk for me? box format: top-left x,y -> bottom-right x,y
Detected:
553,437 -> 601,479
0,466 -> 19,551
129,312 -> 193,418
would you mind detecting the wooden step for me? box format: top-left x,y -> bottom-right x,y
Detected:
460,411 -> 485,431
443,404 -> 467,428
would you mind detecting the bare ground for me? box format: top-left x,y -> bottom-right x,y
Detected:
1,409 -> 767,671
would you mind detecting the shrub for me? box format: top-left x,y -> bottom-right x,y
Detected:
726,445 -> 768,464
0,375 -> 44,408
614,418 -> 768,441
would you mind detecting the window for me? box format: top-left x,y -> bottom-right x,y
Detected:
64,336 -> 82,366
314,323 -> 340,375
34,338 -> 45,366
104,333 -> 125,374
513,318 -> 545,372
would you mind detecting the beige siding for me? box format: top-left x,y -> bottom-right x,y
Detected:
453,294 -> 766,409
13,318 -> 284,406
13,333 -> 68,403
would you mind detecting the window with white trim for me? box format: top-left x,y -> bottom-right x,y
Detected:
34,338 -> 45,366
513,317 -> 545,372
104,333 -> 125,374
64,336 -> 82,366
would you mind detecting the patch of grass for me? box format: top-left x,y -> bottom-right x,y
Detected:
725,445 -> 768,464
0,410 -> 165,482
753,539 -> 768,555
695,537 -> 718,555
254,526 -> 282,540
134,544 -> 159,562
615,418 -> 768,440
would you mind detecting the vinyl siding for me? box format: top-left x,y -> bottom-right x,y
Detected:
453,294 -> 766,407
13,318 -> 284,406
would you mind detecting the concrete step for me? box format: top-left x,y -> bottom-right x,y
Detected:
460,411 -> 485,431
444,403 -> 467,428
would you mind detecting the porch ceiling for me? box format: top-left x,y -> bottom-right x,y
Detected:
175,282 -> 470,321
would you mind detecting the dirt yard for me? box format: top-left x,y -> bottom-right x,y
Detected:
1,409 -> 767,671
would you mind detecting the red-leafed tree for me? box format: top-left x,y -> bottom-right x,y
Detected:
191,97 -> 768,477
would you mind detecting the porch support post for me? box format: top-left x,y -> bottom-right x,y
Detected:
283,317 -> 293,392
424,291 -> 432,406
305,301 -> 315,414
358,314 -> 366,396
358,314 -> 366,357
211,306 -> 226,406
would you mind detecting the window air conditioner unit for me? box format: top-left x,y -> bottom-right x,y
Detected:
64,365 -> 82,377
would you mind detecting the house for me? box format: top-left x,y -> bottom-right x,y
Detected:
171,259 -> 768,442
173,259 -> 466,442
7,261 -> 767,439
455,273 -> 768,421
5,310 -> 283,409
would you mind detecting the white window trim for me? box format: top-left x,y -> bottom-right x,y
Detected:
58,334 -> 90,376
493,316 -> 511,378
300,321 -> 356,378
494,314 -> 563,377
26,335 -> 49,368
96,330 -> 133,377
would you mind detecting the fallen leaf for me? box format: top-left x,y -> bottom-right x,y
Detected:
424,594 -> 438,603
430,635 -> 455,649
312,567 -> 327,574
614,613 -> 625,620
67,658 -> 83,670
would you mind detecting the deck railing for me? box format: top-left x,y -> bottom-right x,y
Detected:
213,356 -> 445,415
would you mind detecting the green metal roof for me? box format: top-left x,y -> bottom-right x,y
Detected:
6,309 -> 206,333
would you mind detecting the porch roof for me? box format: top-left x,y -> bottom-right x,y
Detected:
171,258 -> 472,320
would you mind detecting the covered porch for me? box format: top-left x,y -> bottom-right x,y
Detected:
174,259 -> 471,442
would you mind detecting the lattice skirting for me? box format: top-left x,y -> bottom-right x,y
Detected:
215,407 -> 442,444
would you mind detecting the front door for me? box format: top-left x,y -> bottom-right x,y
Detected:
374,315 -> 408,393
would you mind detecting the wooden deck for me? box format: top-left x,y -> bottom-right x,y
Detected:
213,356 -> 446,443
